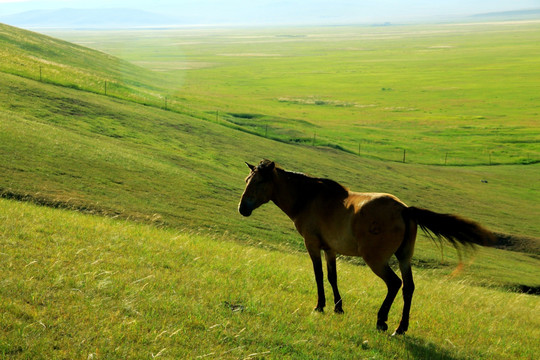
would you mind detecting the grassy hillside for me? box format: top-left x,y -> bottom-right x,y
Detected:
0,20 -> 539,360
1,198 -> 539,359
1,22 -> 539,275
48,22 -> 540,165
0,23 -> 175,106
1,69 -> 539,245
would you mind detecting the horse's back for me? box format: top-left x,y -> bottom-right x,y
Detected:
349,192 -> 407,216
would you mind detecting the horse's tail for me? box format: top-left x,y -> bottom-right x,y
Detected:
404,206 -> 495,250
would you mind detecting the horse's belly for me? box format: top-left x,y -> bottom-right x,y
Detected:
334,241 -> 361,256
317,201 -> 363,256
322,228 -> 360,256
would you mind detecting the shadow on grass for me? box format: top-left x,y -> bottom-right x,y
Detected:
398,336 -> 466,360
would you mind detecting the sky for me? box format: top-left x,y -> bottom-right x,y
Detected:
1,0 -> 539,25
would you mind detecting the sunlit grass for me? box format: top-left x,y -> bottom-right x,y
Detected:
1,199 -> 539,359
2,67 -> 539,239
47,22 -> 540,165
0,20 -> 539,360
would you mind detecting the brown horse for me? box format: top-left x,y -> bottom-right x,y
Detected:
238,159 -> 494,335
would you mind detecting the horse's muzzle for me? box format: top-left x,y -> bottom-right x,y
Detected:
238,200 -> 253,217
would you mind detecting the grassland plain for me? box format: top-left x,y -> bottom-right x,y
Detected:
2,22 -> 538,237
1,198 -> 539,359
47,21 -> 540,165
1,63 -> 539,289
0,21 -> 539,358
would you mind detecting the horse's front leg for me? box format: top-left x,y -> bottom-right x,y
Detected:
325,250 -> 343,313
307,246 -> 325,312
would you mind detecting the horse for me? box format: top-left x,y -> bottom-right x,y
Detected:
238,159 -> 495,335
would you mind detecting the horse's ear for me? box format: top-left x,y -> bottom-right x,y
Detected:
245,162 -> 256,171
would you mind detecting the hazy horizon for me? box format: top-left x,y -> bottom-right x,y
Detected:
1,0 -> 540,27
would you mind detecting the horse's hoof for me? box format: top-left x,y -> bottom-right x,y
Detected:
392,328 -> 406,336
314,306 -> 325,313
376,322 -> 388,332
334,307 -> 344,314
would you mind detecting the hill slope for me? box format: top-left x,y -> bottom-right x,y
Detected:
1,198 -> 539,359
0,23 -> 539,360
0,23 -> 173,102
0,23 -> 539,286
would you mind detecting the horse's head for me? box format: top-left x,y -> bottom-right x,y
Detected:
238,159 -> 276,217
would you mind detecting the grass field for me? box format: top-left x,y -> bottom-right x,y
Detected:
1,198 -> 539,359
0,23 -> 173,105
47,21 -> 540,165
0,21 -> 539,359
2,69 -> 539,248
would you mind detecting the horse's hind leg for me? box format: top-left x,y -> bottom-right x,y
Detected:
325,250 -> 343,313
393,259 -> 414,335
366,260 -> 402,332
393,219 -> 416,335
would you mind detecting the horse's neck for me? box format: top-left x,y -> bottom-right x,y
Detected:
271,169 -> 349,221
271,169 -> 310,220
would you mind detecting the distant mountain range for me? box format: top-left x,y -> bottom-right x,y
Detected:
1,7 -> 539,29
0,8 -> 180,29
472,8 -> 540,18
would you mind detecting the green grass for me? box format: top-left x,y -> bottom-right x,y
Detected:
1,20 -> 538,260
0,23 -> 180,110
46,22 -> 540,165
1,68 -> 539,247
1,198 -> 539,359
0,21 -> 539,358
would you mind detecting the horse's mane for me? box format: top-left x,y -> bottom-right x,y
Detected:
276,167 -> 349,199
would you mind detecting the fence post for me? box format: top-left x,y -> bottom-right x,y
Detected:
403,149 -> 406,163
39,66 -> 42,82
104,81 -> 107,95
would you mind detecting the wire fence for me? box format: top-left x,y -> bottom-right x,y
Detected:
5,65 -> 539,167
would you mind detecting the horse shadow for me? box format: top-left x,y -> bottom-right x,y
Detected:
397,335 -> 468,360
